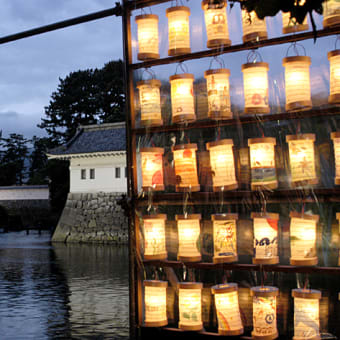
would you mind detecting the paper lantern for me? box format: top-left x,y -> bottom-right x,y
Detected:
336,212 -> 340,266
328,50 -> 340,104
204,69 -> 232,120
251,212 -> 279,265
143,214 -> 167,260
140,147 -> 164,191
331,132 -> 340,184
144,280 -> 168,327
212,214 -> 238,263
248,137 -> 277,190
283,56 -> 312,112
135,14 -> 159,61
282,12 -> 309,34
178,282 -> 203,331
166,6 -> 191,56
172,144 -> 200,192
137,79 -> 162,127
242,62 -> 270,114
286,134 -> 318,187
176,214 -> 201,262
202,0 -> 231,49
206,139 -> 238,191
292,288 -> 321,340
241,10 -> 267,43
251,286 -> 279,340
323,0 -> 340,28
211,283 -> 243,335
170,73 -> 195,124
290,211 -> 319,266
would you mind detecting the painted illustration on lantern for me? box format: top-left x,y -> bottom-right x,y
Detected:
180,292 -> 200,322
254,218 -> 278,259
141,152 -> 163,187
294,298 -> 320,338
214,220 -> 236,257
290,142 -> 314,179
253,296 -> 277,336
144,220 -> 165,256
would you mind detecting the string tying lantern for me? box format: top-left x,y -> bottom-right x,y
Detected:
211,213 -> 238,263
251,212 -> 279,265
328,49 -> 340,104
241,10 -> 268,43
176,214 -> 201,262
135,14 -> 159,61
178,282 -> 203,331
202,0 -> 231,49
144,280 -> 168,327
140,147 -> 165,191
331,132 -> 340,184
206,139 -> 238,191
290,211 -> 319,266
211,283 -> 244,335
251,286 -> 279,340
323,0 -> 340,28
142,214 -> 167,260
282,12 -> 309,34
166,5 -> 191,56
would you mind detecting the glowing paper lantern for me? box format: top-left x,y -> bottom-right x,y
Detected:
178,282 -> 203,331
331,132 -> 340,184
176,214 -> 201,262
172,144 -> 200,192
283,56 -> 312,111
143,214 -> 167,260
212,213 -> 238,263
248,137 -> 277,190
206,139 -> 238,191
251,286 -> 279,340
241,10 -> 267,43
211,283 -> 244,335
166,6 -> 191,56
242,62 -> 270,114
251,212 -> 279,265
140,147 -> 164,191
286,134 -> 317,187
323,0 -> 340,28
204,69 -> 232,120
328,49 -> 340,104
336,212 -> 340,266
137,79 -> 162,127
170,73 -> 195,124
202,0 -> 231,49
292,289 -> 321,340
290,211 -> 319,266
282,12 -> 309,34
135,14 -> 159,61
144,280 -> 168,327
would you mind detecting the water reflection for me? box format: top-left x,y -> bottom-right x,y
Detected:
0,232 -> 129,339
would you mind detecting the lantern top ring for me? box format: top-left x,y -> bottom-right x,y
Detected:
172,143 -> 197,151
336,212 -> 340,220
204,68 -> 230,77
137,79 -> 161,88
142,214 -> 167,220
201,0 -> 226,10
241,62 -> 269,71
140,147 -> 164,154
331,132 -> 340,139
251,286 -> 279,297
328,49 -> 340,59
211,213 -> 239,220
166,5 -> 190,16
135,14 -> 159,22
248,137 -> 276,145
211,283 -> 238,294
292,288 -> 321,299
169,73 -> 194,81
178,282 -> 203,289
289,211 -> 319,222
176,213 -> 202,220
206,139 -> 233,149
286,133 -> 315,142
144,280 -> 168,288
282,55 -> 311,65
251,212 -> 279,220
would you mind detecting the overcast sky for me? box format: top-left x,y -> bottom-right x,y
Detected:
0,0 -> 123,138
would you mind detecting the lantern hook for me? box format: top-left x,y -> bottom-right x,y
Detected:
141,68 -> 156,80
286,41 -> 307,57
208,55 -> 225,70
175,61 -> 189,74
335,35 -> 340,50
140,6 -> 152,15
247,49 -> 263,63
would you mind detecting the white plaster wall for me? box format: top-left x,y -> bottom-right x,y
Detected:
70,154 -> 127,193
0,187 -> 49,200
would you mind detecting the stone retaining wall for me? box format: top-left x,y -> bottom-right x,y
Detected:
52,192 -> 128,244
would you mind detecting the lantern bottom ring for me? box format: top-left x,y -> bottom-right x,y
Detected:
140,119 -> 163,127
244,107 -> 270,114
142,185 -> 165,191
290,257 -> 318,266
329,93 -> 340,104
172,114 -> 196,124
323,16 -> 340,28
253,256 -> 279,265
219,327 -> 244,336
208,111 -> 233,120
137,52 -> 160,61
144,320 -> 168,327
291,178 -> 318,188
178,255 -> 202,262
176,185 -> 201,192
213,254 -> 238,264
334,178 -> 340,185
242,31 -> 268,44
144,253 -> 167,261
213,183 -> 238,192
293,336 -> 320,340
207,39 -> 231,49
251,331 -> 279,340
178,323 -> 203,331
168,48 -> 191,57
282,24 -> 309,34
286,100 -> 312,112
251,182 -> 278,191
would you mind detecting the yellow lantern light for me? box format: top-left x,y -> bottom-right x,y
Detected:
328,50 -> 340,104
140,147 -> 165,191
283,56 -> 312,111
170,73 -> 195,124
206,139 -> 238,191
137,79 -> 162,127
323,0 -> 340,28
172,144 -> 200,192
331,132 -> 340,184
282,12 -> 309,34
242,62 -> 270,114
241,10 -> 267,43
204,69 -> 232,120
143,214 -> 167,260
212,213 -> 238,263
336,212 -> 340,266
248,137 -> 277,190
178,282 -> 203,331
176,214 -> 201,262
135,14 -> 159,61
251,286 -> 279,340
292,289 -> 321,340
211,283 -> 244,335
251,212 -> 279,265
290,211 -> 319,266
286,134 -> 317,187
166,6 -> 191,56
144,280 -> 168,327
202,0 -> 231,49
